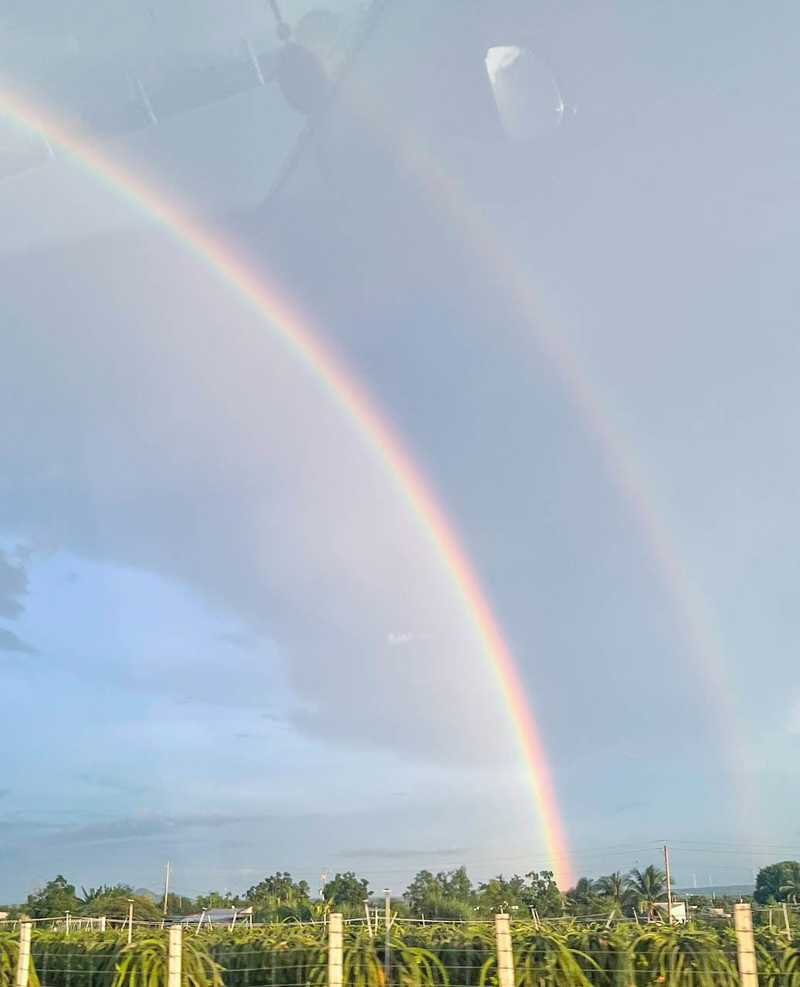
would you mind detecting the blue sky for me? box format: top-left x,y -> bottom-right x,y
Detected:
1,0 -> 800,901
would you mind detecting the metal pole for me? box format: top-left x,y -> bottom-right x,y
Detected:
328,913 -> 343,987
164,861 -> 171,915
15,921 -> 32,987
734,903 -> 759,987
168,923 -> 182,987
495,913 -> 515,987
663,845 -> 674,924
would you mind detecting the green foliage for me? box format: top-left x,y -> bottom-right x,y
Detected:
26,876 -> 81,919
755,862 -> 800,904
0,935 -> 40,987
324,873 -> 371,909
83,894 -> 162,922
244,874 -> 312,922
115,935 -> 222,987
628,867 -> 668,921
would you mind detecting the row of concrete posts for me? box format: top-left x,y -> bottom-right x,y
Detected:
13,904 -> 762,987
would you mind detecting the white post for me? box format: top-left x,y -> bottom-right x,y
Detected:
328,913 -> 343,987
15,921 -> 32,987
99,916 -> 107,933
495,914 -> 515,987
168,924 -> 182,987
65,911 -> 71,935
734,903 -> 759,987
127,899 -> 134,946
783,903 -> 791,938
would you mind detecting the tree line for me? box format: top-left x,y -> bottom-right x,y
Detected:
5,860 -> 798,923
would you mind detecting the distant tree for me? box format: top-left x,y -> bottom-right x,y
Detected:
628,866 -> 667,921
405,868 -> 474,917
323,872 -> 370,908
79,885 -> 133,910
244,873 -> 311,921
196,891 -> 241,910
25,876 -> 80,919
164,893 -> 196,916
566,877 -> 601,914
755,862 -> 800,904
518,871 -> 562,917
83,892 -> 162,921
440,867 -> 473,900
596,872 -> 634,914
405,871 -> 440,912
246,873 -> 310,906
478,875 -> 527,914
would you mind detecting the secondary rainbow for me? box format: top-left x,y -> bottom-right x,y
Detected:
389,129 -> 755,833
0,87 -> 573,887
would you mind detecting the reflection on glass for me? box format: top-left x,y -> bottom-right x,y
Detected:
485,45 -> 564,141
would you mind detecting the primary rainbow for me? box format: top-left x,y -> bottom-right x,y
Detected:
0,88 -> 573,887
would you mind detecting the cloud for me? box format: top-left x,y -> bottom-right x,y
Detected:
0,192 -> 515,767
74,772 -> 151,794
0,627 -> 37,653
386,632 -> 428,647
338,847 -> 472,860
0,811 -> 266,848
0,552 -> 29,620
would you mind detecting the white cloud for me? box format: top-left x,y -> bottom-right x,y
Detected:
386,632 -> 428,646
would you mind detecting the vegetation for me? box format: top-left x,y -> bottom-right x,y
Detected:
5,918 -> 800,987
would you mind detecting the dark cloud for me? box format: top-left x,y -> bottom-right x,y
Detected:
0,627 -> 37,653
0,552 -> 29,620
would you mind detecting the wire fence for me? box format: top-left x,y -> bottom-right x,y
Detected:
4,910 -> 800,987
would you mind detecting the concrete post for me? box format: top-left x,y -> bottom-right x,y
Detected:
495,914 -> 515,987
15,922 -> 32,987
168,923 -> 182,987
734,903 -> 759,987
328,913 -> 343,987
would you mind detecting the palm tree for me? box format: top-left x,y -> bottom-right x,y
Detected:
628,865 -> 667,922
597,872 -> 628,903
780,878 -> 800,903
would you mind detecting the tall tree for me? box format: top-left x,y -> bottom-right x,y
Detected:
596,872 -> 628,903
323,872 -> 370,908
755,862 -> 800,904
25,876 -> 80,919
628,866 -> 667,921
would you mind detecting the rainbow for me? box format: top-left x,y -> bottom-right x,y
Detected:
0,88 -> 574,887
390,132 -> 753,829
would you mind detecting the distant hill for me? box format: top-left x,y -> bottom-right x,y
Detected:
676,885 -> 753,896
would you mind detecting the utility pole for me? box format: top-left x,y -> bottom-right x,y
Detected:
663,844 -> 674,924
383,890 -> 392,982
164,861 -> 171,916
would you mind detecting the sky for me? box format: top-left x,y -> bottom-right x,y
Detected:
2,0 -> 800,902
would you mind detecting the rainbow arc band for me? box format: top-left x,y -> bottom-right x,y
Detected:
0,87 -> 572,888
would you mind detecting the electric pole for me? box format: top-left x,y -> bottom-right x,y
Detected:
164,861 -> 170,915
663,844 -> 674,924
383,890 -> 391,981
